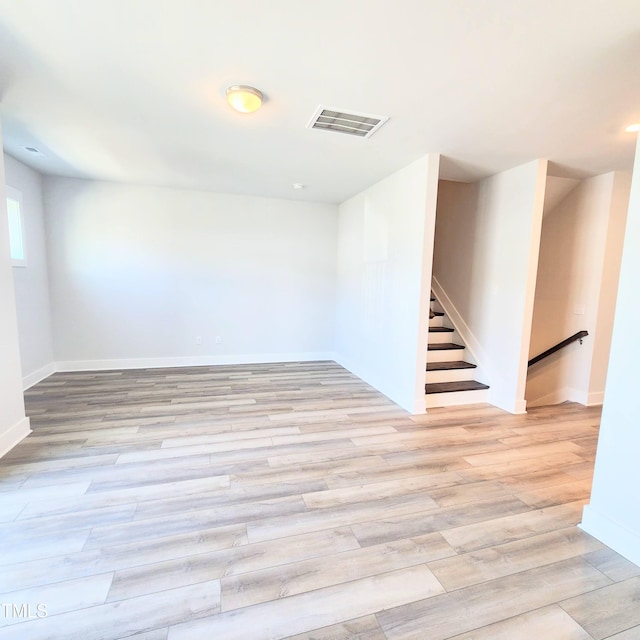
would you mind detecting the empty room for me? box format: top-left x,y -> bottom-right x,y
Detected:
1,1 -> 640,639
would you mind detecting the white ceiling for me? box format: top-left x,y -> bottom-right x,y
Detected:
0,0 -> 639,204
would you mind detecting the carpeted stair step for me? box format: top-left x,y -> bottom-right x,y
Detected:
426,361 -> 477,371
429,326 -> 454,333
425,380 -> 490,394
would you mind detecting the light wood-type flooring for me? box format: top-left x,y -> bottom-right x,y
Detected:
1,361 -> 639,639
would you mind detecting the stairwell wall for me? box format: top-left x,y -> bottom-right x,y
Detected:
526,172 -> 631,408
432,160 -> 547,413
335,154 -> 439,414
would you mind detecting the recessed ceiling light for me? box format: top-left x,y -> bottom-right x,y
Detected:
625,123 -> 640,133
293,183 -> 306,190
226,85 -> 263,113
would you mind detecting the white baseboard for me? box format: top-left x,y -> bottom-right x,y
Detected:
580,504 -> 640,567
526,386 -> 597,409
586,390 -> 604,407
55,352 -> 337,372
22,362 -> 57,390
0,416 -> 31,458
512,398 -> 528,414
526,386 -> 576,408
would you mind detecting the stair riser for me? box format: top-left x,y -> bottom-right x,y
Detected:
426,295 -> 489,409
428,331 -> 456,344
425,368 -> 477,384
427,349 -> 466,363
425,388 -> 489,408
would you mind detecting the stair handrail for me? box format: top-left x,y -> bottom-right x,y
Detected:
528,330 -> 588,367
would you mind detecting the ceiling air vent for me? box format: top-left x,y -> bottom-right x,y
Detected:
306,106 -> 389,138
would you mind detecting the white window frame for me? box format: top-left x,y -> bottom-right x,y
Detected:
6,186 -> 27,268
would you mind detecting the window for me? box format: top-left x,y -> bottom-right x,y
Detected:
6,186 -> 26,267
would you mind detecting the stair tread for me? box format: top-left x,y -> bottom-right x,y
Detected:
426,361 -> 477,371
427,342 -> 465,351
429,326 -> 454,333
425,380 -> 490,394
432,311 -> 444,317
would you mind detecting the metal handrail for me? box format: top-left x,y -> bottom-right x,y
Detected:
528,330 -> 588,367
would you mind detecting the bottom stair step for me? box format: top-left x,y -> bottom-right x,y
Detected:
425,380 -> 490,394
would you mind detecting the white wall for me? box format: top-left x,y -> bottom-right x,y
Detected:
432,160 -> 547,413
526,172 -> 630,407
4,154 -> 55,388
335,155 -> 439,414
0,127 -> 31,457
44,177 -> 338,368
581,135 -> 640,566
590,172 -> 632,398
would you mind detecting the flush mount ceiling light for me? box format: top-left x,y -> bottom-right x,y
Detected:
226,85 -> 263,113
625,123 -> 640,133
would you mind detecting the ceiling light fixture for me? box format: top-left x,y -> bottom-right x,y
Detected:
226,85 -> 263,113
625,123 -> 640,133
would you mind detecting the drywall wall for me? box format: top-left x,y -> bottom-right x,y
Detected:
432,160 -> 547,413
0,127 -> 31,457
335,154 -> 439,414
581,135 -> 640,566
526,172 -> 630,407
44,178 -> 338,367
541,176 -> 579,217
589,171 -> 632,401
4,153 -> 55,388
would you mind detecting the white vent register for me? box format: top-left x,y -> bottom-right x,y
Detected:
306,106 -> 389,138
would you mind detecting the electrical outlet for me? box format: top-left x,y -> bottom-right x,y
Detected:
215,336 -> 221,344
195,336 -> 202,345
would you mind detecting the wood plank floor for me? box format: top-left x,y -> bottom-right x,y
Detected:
0,361 -> 638,639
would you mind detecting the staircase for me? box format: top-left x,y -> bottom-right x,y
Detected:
425,295 -> 489,408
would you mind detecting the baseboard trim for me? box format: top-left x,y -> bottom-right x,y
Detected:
55,352 -> 337,372
0,416 -> 31,458
580,504 -> 640,567
512,399 -> 528,414
586,390 -> 604,407
526,387 -> 577,408
22,362 -> 57,390
526,386 -> 595,409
